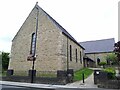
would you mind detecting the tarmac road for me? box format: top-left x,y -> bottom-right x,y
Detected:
1,85 -> 48,90
1,85 -> 117,90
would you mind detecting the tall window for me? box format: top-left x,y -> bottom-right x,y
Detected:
80,51 -> 82,64
97,58 -> 100,65
70,45 -> 72,61
30,33 -> 36,55
76,49 -> 77,63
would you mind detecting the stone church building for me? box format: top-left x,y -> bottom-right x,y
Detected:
8,3 -> 85,77
80,38 -> 115,67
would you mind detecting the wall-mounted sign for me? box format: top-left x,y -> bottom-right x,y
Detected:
27,54 -> 36,61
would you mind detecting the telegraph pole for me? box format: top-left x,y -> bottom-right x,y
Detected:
31,2 -> 39,83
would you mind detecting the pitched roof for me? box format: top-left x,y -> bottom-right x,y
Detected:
12,4 -> 84,49
79,38 -> 115,53
36,5 -> 85,49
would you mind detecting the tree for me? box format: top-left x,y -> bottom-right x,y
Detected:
114,41 -> 120,74
114,41 -> 120,60
106,53 -> 118,65
2,52 -> 10,70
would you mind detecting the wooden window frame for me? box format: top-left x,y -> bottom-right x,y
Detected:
80,51 -> 82,64
76,49 -> 77,63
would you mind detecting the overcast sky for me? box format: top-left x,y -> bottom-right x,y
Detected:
0,0 -> 119,52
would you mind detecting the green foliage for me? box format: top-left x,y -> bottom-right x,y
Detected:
106,53 -> 117,61
99,62 -> 107,66
103,67 -> 116,79
114,41 -> 120,61
106,53 -> 118,65
74,68 -> 93,81
99,62 -> 107,68
114,41 -> 120,75
1,52 -> 10,70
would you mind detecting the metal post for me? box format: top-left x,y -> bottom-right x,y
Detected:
31,2 -> 39,83
31,70 -> 34,83
82,73 -> 85,83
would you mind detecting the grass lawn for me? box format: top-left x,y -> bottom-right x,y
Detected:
74,68 -> 93,81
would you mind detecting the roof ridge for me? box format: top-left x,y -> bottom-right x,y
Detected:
36,5 -> 75,39
80,38 -> 115,53
80,38 -> 114,43
36,5 -> 85,49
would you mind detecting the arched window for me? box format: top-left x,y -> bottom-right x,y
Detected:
30,33 -> 36,55
97,58 -> 100,65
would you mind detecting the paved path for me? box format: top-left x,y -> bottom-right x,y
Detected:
66,68 -> 102,88
116,69 -> 120,77
66,73 -> 98,88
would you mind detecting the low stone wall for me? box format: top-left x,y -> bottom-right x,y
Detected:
98,79 -> 120,89
94,70 -> 120,89
2,76 -> 30,83
94,70 -> 108,84
2,69 -> 74,85
2,76 -> 66,85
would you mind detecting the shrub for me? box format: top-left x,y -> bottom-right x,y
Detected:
99,62 -> 107,66
99,62 -> 107,68
103,67 -> 116,79
2,52 -> 10,70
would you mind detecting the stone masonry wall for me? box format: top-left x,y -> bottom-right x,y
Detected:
61,34 -> 84,71
35,7 -> 63,76
8,6 -> 63,76
8,7 -> 37,76
8,5 -> 84,76
86,52 -> 112,66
